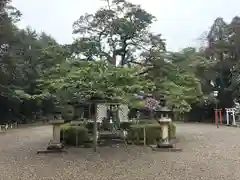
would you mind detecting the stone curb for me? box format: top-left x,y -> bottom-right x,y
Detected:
225,124 -> 240,128
231,124 -> 240,128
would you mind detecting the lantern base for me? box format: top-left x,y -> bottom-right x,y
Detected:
37,149 -> 67,154
157,143 -> 173,148
47,142 -> 64,150
150,145 -> 182,152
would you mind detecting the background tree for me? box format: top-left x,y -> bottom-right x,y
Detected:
203,16 -> 240,107
72,0 -> 165,66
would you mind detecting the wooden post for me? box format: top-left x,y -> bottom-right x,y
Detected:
62,129 -> 65,143
75,128 -> 78,146
89,104 -> 91,119
93,104 -> 97,152
150,110 -> 154,120
143,127 -> 146,146
123,130 -> 127,145
219,109 -> 223,124
215,109 -> 218,125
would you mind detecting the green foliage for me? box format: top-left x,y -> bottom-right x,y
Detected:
41,60 -> 149,105
85,122 -> 101,133
141,50 -> 203,112
61,105 -> 75,121
128,96 -> 146,109
101,118 -> 112,130
120,121 -> 135,130
168,122 -> 176,139
60,121 -> 176,146
2,0 -> 239,124
126,122 -> 176,145
198,16 -> 240,108
72,0 -> 165,65
60,124 -> 90,146
0,1 -> 71,122
162,72 -> 203,112
138,120 -> 156,124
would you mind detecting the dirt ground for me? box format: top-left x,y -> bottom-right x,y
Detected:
0,123 -> 240,180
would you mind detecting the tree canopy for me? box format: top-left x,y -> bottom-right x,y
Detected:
1,0 -> 240,123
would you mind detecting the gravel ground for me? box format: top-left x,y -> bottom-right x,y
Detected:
1,123 -> 240,180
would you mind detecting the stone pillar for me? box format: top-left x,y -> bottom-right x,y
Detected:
226,109 -> 229,125
52,124 -> 61,143
157,117 -> 173,148
161,123 -> 169,144
232,111 -> 236,125
226,108 -> 236,126
49,120 -> 64,144
37,119 -> 66,153
96,104 -> 107,122
118,104 -> 129,122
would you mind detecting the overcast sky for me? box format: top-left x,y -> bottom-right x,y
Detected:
12,0 -> 239,51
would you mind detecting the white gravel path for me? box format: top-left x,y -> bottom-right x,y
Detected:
0,123 -> 240,180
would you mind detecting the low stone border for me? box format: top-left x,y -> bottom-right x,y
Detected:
37,149 -> 68,154
230,124 -> 240,128
149,144 -> 182,152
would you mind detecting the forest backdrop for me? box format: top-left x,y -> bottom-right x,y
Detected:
1,0 -> 240,123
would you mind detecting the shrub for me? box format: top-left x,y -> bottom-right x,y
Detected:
60,123 -> 71,130
61,105 -> 74,121
70,121 -> 85,126
60,121 -> 176,146
85,122 -> 101,133
120,121 -> 134,130
60,124 -> 90,146
169,122 -> 176,139
101,118 -> 111,130
138,119 -> 156,124
126,122 -> 176,145
126,124 -> 161,145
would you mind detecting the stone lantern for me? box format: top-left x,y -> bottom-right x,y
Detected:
157,107 -> 173,148
48,114 -> 65,147
151,104 -> 182,152
37,113 -> 66,154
